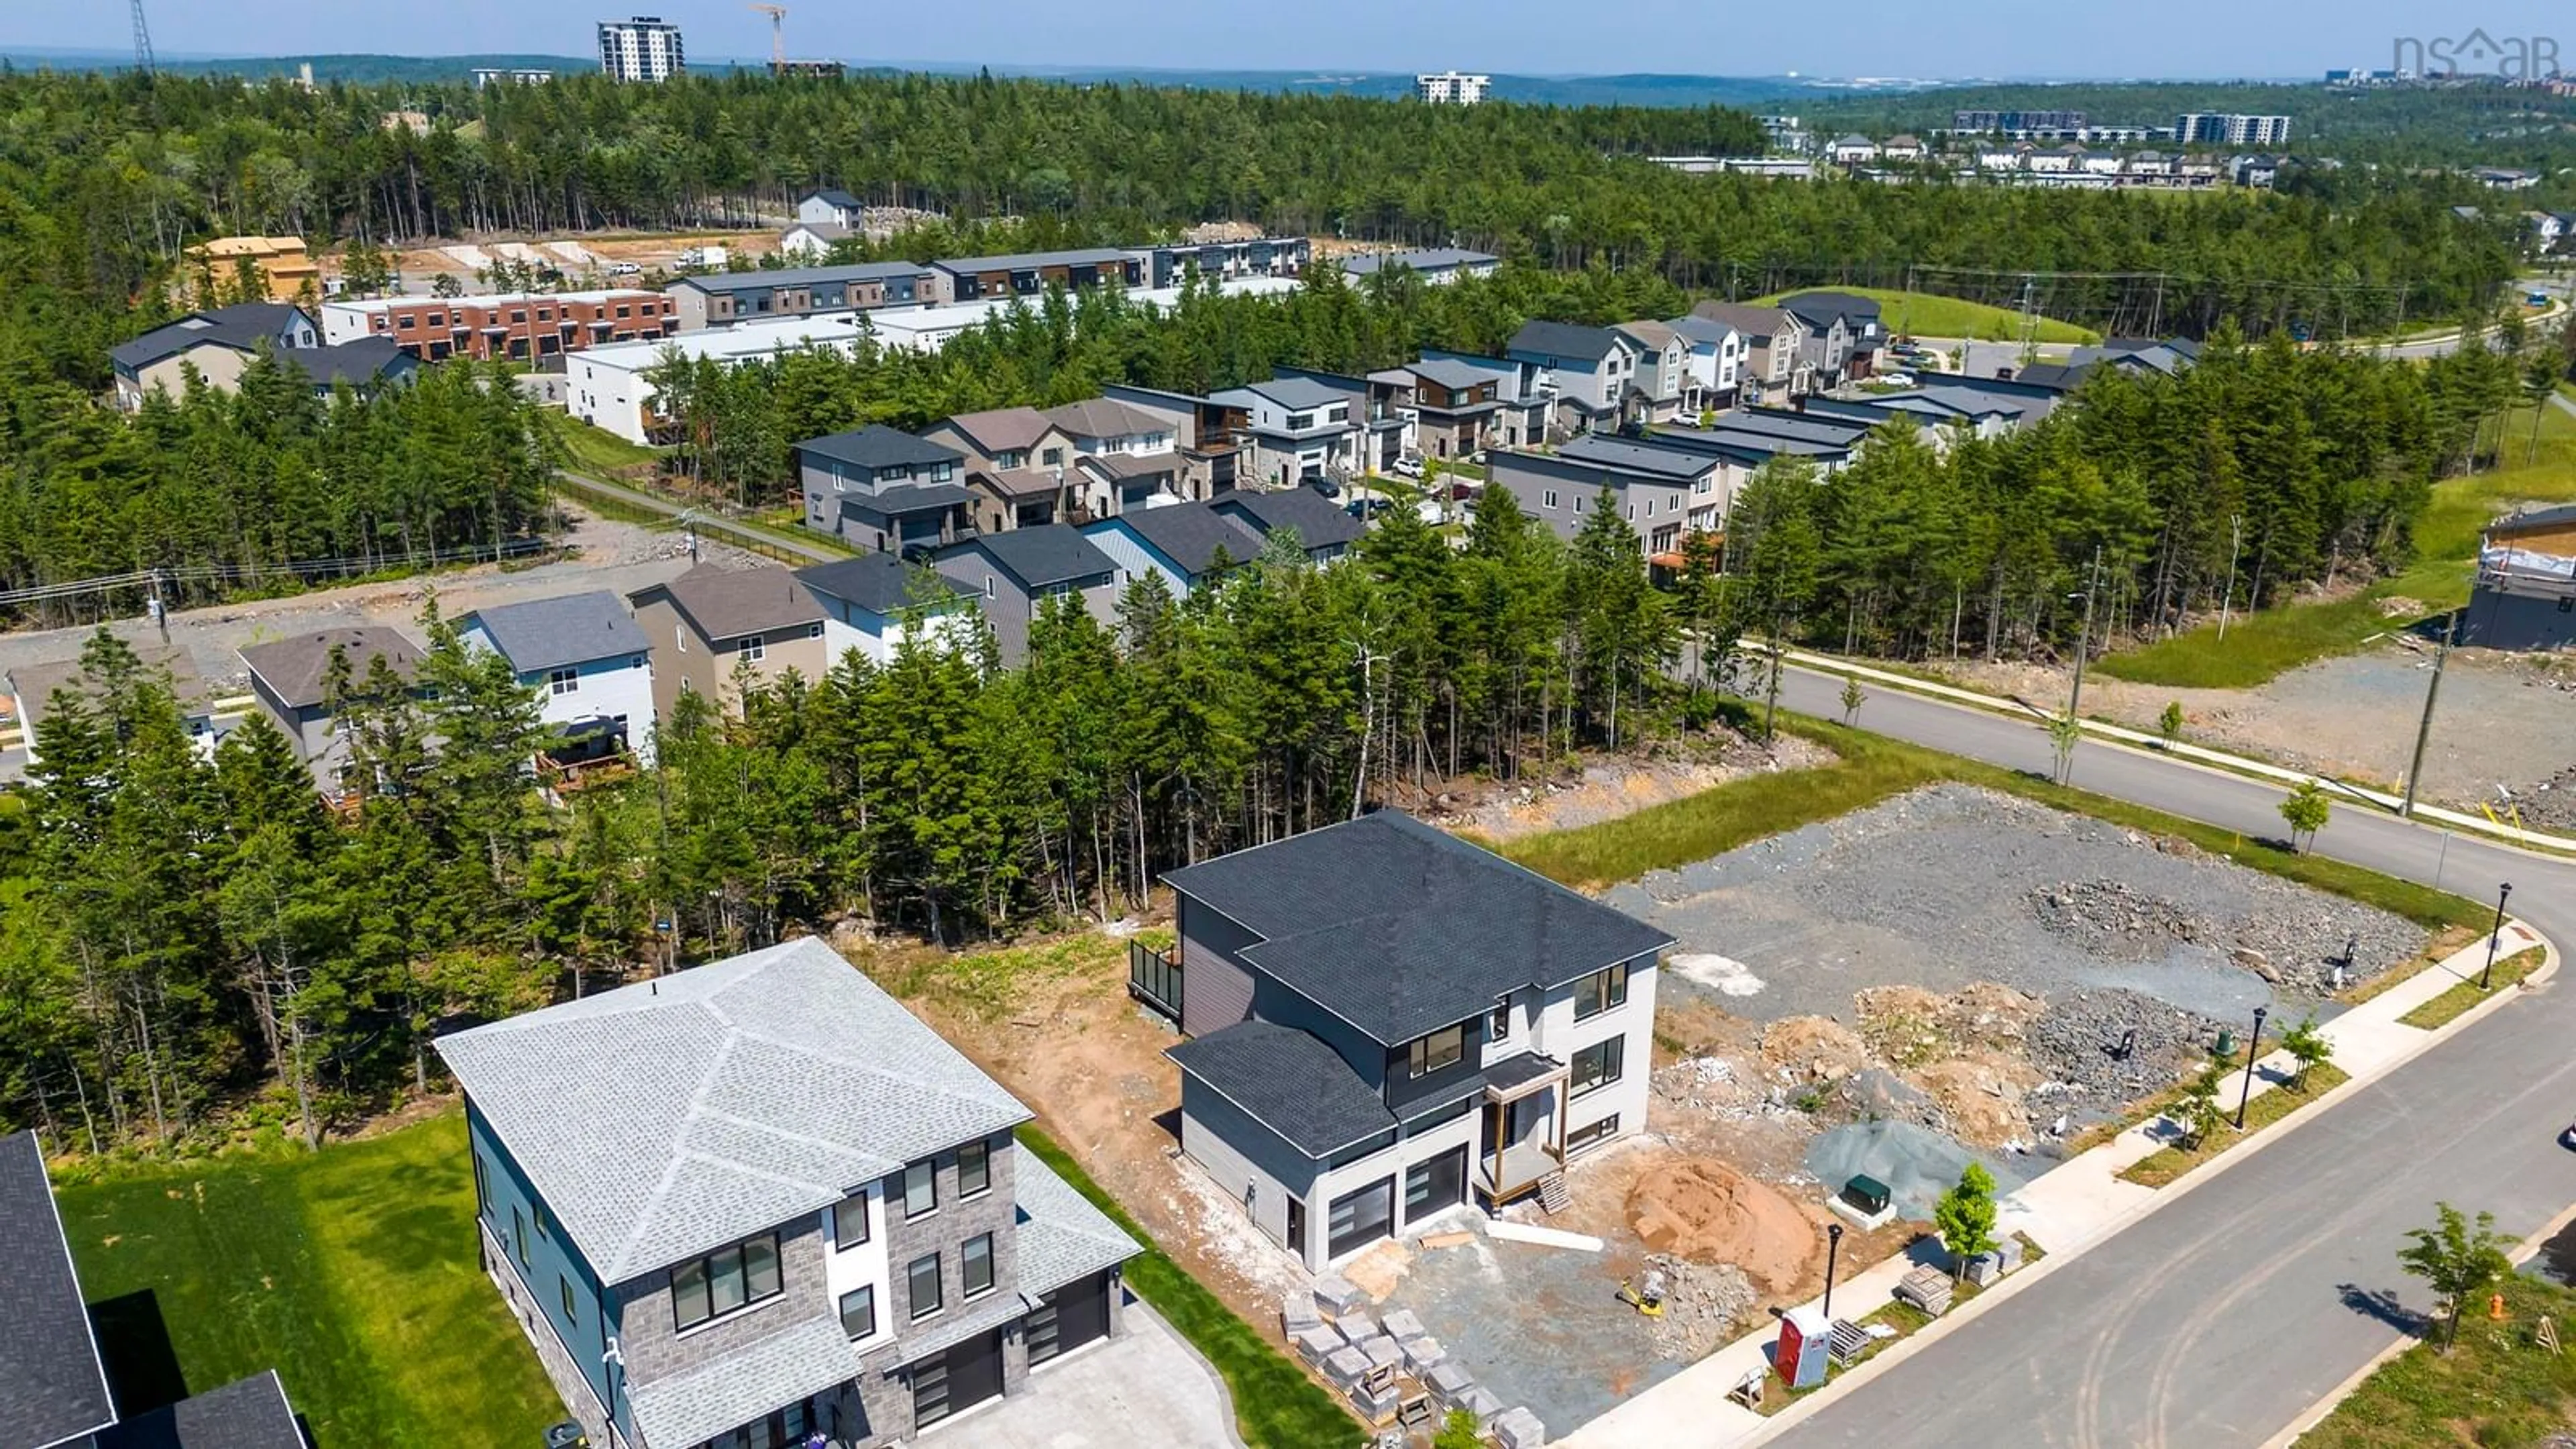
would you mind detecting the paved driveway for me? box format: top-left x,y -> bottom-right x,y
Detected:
926,1299 -> 1242,1449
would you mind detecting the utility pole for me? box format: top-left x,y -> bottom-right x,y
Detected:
2017,275 -> 2041,365
2067,545 -> 2103,722
129,0 -> 155,74
2218,515 -> 2243,642
2400,609 -> 2461,819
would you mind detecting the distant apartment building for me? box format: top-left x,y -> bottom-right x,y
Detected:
1416,71 -> 1491,105
2176,112 -> 2291,146
320,289 -> 674,362
1953,108 -> 2086,134
473,66 -> 555,86
599,15 -> 686,82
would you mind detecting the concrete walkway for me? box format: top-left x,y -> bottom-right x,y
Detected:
1560,922 -> 2556,1448
924,1298 -> 1243,1449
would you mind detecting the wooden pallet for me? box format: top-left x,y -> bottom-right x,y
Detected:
1537,1172 -> 1571,1214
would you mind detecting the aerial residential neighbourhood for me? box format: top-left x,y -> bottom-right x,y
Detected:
9,5 -> 2576,1449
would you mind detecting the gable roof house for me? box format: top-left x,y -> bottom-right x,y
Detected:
109,304 -> 317,411
1097,385 -> 1256,496
1612,319 -> 1694,423
1779,290 -> 1886,381
1367,356 -> 1509,461
918,407 -> 1081,534
931,525 -> 1120,667
627,564 -> 828,721
237,626 -> 427,793
461,591 -> 657,770
1080,500 -> 1266,598
7,645 -> 238,771
794,427 -> 974,557
1208,486 -> 1368,564
796,553 -> 967,667
1159,812 -> 1672,1270
1505,321 -> 1643,437
796,186 -> 864,229
437,939 -> 1140,1449
1666,314 -> 1748,412
1,1129 -> 306,1449
1489,433 -> 1727,556
1206,375 -> 1364,488
1686,301 -> 1808,402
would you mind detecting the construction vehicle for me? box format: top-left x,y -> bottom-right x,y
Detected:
1616,1268 -> 1668,1318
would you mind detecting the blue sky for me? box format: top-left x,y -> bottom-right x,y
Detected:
13,1 -> 2573,79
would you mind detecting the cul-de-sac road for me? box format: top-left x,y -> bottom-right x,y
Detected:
1764,665 -> 2576,1448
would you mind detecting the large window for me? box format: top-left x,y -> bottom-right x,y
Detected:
839,1285 -> 877,1340
670,1232 -> 784,1332
1405,1146 -> 1468,1223
957,1140 -> 991,1199
903,1160 -> 938,1219
1566,1112 -> 1621,1154
832,1193 -> 870,1249
908,1252 -> 945,1319
963,1233 -> 996,1299
1406,1023 -> 1466,1079
1573,962 -> 1630,1021
1570,1036 -> 1625,1099
1328,1178 -> 1395,1260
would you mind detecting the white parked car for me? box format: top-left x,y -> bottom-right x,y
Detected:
1880,372 -> 1917,388
607,260 -> 642,276
1390,454 -> 1425,479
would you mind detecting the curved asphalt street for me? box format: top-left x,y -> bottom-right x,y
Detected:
1765,664 -> 2576,1449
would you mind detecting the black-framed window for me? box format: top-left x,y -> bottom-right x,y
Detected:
839,1285 -> 877,1340
1328,1177 -> 1395,1260
1407,1022 -> 1465,1079
957,1140 -> 991,1199
908,1252 -> 944,1319
1570,1036 -> 1625,1099
559,1273 -> 578,1325
1574,962 -> 1630,1020
903,1160 -> 938,1219
963,1233 -> 995,1299
1567,1112 -> 1621,1153
513,1207 -> 531,1268
833,1193 -> 869,1249
671,1232 -> 784,1332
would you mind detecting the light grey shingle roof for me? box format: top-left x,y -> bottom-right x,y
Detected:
7,645 -> 210,739
1042,397 -> 1171,442
435,938 -> 1031,1281
464,590 -> 650,674
93,1370 -> 303,1449
1012,1151 -> 1141,1294
627,1316 -> 857,1449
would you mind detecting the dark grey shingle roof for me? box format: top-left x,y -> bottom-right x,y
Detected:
1781,290 -> 1884,330
939,525 -> 1116,590
239,627 -> 423,709
1229,375 -> 1346,411
1509,320 -> 1627,362
1169,1021 -> 1395,1157
1165,812 -> 1672,1044
94,1371 -> 303,1449
110,305 -> 308,372
0,1130 -> 116,1449
1091,503 -> 1263,578
436,938 -> 1032,1282
795,554 -> 959,616
1554,434 -> 1720,480
804,187 -> 861,209
464,590 -> 650,674
796,425 -> 966,473
671,262 -> 931,297
1212,488 -> 1367,552
1339,248 -> 1496,276
842,482 -> 973,518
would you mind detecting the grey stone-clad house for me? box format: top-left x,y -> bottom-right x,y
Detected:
437,939 -> 1138,1449
1158,812 -> 1671,1273
796,426 -> 974,557
0,1129 -> 305,1449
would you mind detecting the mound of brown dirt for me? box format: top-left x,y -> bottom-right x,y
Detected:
1626,1159 -> 1820,1292
1760,1016 -> 1870,1083
1909,1054 -> 2043,1148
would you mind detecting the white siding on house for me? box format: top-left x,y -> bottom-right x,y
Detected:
1305,1105 -> 1481,1270
1531,953 -> 1658,1157
1081,523 -> 1191,597
820,1182 -> 894,1354
461,623 -> 660,767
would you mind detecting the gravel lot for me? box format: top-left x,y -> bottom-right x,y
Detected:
1603,784 -> 2427,1029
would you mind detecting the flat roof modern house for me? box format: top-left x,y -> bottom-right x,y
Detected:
439,939 -> 1138,1449
1156,812 -> 1671,1272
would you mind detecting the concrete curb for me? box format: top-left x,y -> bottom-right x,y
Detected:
1786,647 -> 2576,856
1738,921 -> 2560,1448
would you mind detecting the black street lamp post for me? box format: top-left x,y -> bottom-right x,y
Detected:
2233,1004 -> 2269,1130
2479,882 -> 2515,991
1822,1222 -> 1845,1321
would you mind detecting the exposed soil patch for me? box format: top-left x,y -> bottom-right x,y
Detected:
1625,1158 -> 1819,1293
1413,731 -> 1837,842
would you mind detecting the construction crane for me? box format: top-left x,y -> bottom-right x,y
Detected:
749,3 -> 788,68
130,0 -> 155,73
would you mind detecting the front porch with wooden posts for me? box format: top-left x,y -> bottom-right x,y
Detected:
1479,1053 -> 1568,1207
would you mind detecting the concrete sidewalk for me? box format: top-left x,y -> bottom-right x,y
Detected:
1560,921 -> 2555,1448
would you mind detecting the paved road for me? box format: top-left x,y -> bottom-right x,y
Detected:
1771,665 -> 2576,1448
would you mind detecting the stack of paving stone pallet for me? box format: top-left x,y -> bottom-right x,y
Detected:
1291,1273 -> 1548,1445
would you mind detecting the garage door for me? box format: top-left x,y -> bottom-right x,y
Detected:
1029,1273 -> 1113,1366
913,1329 -> 1006,1429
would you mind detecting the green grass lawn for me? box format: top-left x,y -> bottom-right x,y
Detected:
2300,1269 -> 2576,1449
1753,286 -> 2098,345
55,1111 -> 561,1448
551,413 -> 666,478
2399,947 -> 2545,1029
2116,1063 -> 2352,1188
1014,1129 -> 1363,1449
2096,420 -> 2576,690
